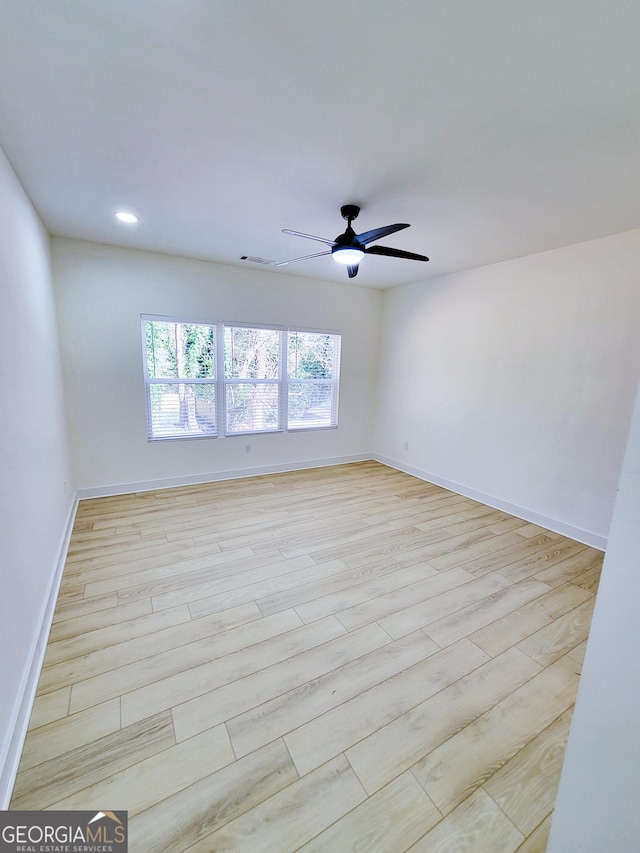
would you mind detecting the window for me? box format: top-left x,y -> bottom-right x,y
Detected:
287,330 -> 341,430
224,325 -> 281,434
142,316 -> 341,440
143,319 -> 218,440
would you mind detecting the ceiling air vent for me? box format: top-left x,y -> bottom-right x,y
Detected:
240,255 -> 275,266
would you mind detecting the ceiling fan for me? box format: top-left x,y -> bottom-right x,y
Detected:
276,204 -> 429,278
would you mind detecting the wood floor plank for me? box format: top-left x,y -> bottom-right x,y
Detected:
516,523 -> 555,539
516,598 -> 596,666
47,724 -> 234,817
439,533 -> 563,578
256,557 -> 436,618
12,462 -> 603,852
55,587 -> 87,606
69,607 -> 304,713
184,508 -> 309,545
469,582 -> 593,658
364,498 -> 456,529
566,638 -> 588,665
430,509 -> 511,539
497,538 -> 587,583
483,706 -> 573,836
487,517 -> 529,535
423,578 -> 551,648
142,554 -> 317,612
414,503 -> 502,533
26,686 -> 71,731
66,528 -> 207,566
308,525 -> 454,566
170,557 -> 350,618
187,508 -> 312,545
532,547 -> 602,589
227,630 -> 439,760
406,788 -> 524,853
11,711 -> 175,810
52,591 -> 119,623
63,538 -> 193,576
120,614 -> 346,727
95,502 -> 233,536
345,647 -> 541,795
16,698 -> 121,772
42,601 -> 263,701
570,561 -> 602,593
350,524 -> 499,570
285,638 -> 489,777
226,515 -> 375,556
172,622 -> 391,742
128,739 -> 298,852
187,756 -> 367,853
411,655 -> 580,815
42,603 -> 193,666
47,597 -> 153,643
378,572 -> 513,639
514,814 -> 552,852
297,563 -> 463,627
82,545 -> 257,598
422,530 -> 530,573
298,771 -> 441,853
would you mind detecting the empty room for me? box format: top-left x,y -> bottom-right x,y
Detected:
1,2 -> 640,851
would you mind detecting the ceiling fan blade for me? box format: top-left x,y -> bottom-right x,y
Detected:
282,229 -> 335,246
355,223 -> 410,245
347,264 -> 359,278
275,250 -> 331,267
366,245 -> 429,262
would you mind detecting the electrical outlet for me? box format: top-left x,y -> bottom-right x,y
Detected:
245,444 -> 251,453
403,442 -> 409,451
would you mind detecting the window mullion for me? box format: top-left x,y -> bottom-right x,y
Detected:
217,321 -> 226,435
280,329 -> 287,431
331,334 -> 340,426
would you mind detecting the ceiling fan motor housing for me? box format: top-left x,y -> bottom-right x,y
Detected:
340,204 -> 360,222
332,231 -> 364,264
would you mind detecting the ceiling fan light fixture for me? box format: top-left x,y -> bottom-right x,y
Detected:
332,246 -> 364,265
115,211 -> 139,224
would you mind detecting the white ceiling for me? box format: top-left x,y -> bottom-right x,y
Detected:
1,1 -> 639,288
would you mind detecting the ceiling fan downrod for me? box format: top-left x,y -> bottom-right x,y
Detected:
340,204 -> 360,226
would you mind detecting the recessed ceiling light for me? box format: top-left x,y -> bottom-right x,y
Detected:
115,211 -> 138,224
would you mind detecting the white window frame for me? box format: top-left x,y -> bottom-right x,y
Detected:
223,322 -> 286,436
286,328 -> 341,432
141,315 -> 341,441
142,315 -> 220,441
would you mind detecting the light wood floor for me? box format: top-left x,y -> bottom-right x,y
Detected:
11,461 -> 603,851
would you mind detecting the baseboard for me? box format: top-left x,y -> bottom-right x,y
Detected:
372,454 -> 607,551
0,497 -> 79,808
75,454 -> 372,500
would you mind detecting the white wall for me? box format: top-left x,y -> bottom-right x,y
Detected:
52,238 -> 382,494
547,381 -> 640,851
0,147 -> 73,803
374,230 -> 640,546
